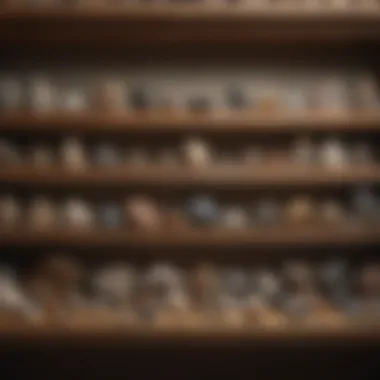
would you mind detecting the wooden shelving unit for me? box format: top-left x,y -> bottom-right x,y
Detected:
1,6 -> 380,351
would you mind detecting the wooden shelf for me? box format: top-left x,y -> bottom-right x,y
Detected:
2,7 -> 380,21
1,6 -> 380,354
1,111 -> 380,133
1,7 -> 380,45
1,165 -> 380,187
1,226 -> 379,248
0,326 -> 379,346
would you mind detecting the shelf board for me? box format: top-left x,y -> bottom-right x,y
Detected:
0,325 -> 379,346
1,165 -> 380,187
1,7 -> 380,44
2,7 -> 380,21
1,111 -> 380,133
1,226 -> 379,248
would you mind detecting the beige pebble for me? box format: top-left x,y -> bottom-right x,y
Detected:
126,196 -> 161,229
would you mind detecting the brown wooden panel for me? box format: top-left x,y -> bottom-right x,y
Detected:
1,111 -> 380,133
1,226 -> 379,248
1,8 -> 380,45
